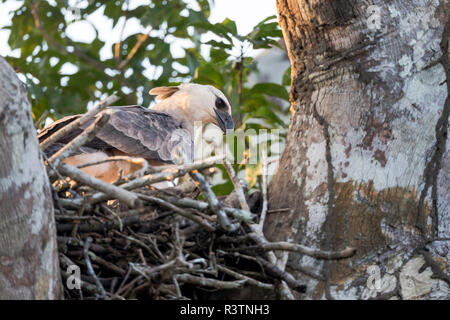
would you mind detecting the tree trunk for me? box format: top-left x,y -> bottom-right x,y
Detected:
0,57 -> 61,299
267,0 -> 450,299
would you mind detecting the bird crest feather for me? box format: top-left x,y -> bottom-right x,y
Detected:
149,86 -> 180,100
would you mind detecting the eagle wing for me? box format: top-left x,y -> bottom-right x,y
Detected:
39,105 -> 193,164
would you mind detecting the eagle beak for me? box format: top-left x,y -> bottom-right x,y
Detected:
214,109 -> 234,134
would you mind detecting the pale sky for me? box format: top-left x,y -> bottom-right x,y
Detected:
0,0 -> 278,58
209,0 -> 277,34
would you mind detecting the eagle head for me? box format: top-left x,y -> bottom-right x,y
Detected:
149,83 -> 234,134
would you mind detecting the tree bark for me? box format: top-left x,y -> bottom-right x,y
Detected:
0,57 -> 61,299
267,0 -> 450,299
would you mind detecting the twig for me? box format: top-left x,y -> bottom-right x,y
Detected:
247,226 -> 295,300
115,275 -> 144,296
149,155 -> 225,173
115,267 -> 132,296
217,265 -> 274,290
246,239 -> 356,260
172,275 -> 182,298
115,0 -> 129,63
255,256 -> 306,294
159,195 -> 254,223
138,194 -> 215,232
112,230 -> 159,261
78,156 -> 148,180
34,109 -> 48,129
57,236 -> 108,254
57,214 -> 145,234
289,264 -> 326,281
115,206 -> 155,218
40,95 -> 118,151
102,205 -> 124,231
61,270 -> 101,296
147,236 -> 166,262
137,248 -> 146,264
70,198 -> 89,238
258,148 -> 269,231
175,274 -> 246,289
83,237 -> 107,299
268,208 -> 291,214
419,249 -> 450,286
58,163 -> 139,208
130,260 -> 177,278
47,111 -> 111,168
42,151 -> 68,187
227,232 -> 356,260
54,215 -> 94,221
89,253 -> 127,276
223,160 -> 250,212
190,171 -> 237,232
118,28 -> 152,70
86,155 -> 225,204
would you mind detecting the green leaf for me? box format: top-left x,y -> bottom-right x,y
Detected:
245,163 -> 262,188
194,62 -> 224,86
186,50 -> 198,76
204,39 -> 232,50
250,83 -> 289,101
282,67 -> 291,86
253,15 -> 278,28
211,180 -> 234,196
221,18 -> 238,36
250,105 -> 286,126
210,47 -> 229,62
103,1 -> 124,27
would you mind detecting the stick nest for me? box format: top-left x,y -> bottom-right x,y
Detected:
43,96 -> 355,300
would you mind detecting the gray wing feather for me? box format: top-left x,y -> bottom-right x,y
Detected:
85,106 -> 193,163
40,105 -> 193,164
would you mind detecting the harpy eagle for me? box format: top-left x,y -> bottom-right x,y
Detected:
39,83 -> 234,183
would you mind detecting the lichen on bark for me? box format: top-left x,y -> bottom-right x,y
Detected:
269,0 -> 450,299
0,57 -> 61,299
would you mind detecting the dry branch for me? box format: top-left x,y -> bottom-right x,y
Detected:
83,237 -> 107,298
160,195 -> 254,223
258,148 -> 269,231
190,171 -> 236,232
175,274 -> 246,290
48,111 -> 111,169
58,163 -> 139,208
40,95 -> 118,151
224,160 -> 250,212
138,194 -> 215,232
258,242 -> 356,260
117,29 -> 152,70
77,156 -> 148,180
82,155 -> 226,205
217,265 -> 274,290
255,256 -> 306,294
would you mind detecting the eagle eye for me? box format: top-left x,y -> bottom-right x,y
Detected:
215,97 -> 227,110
